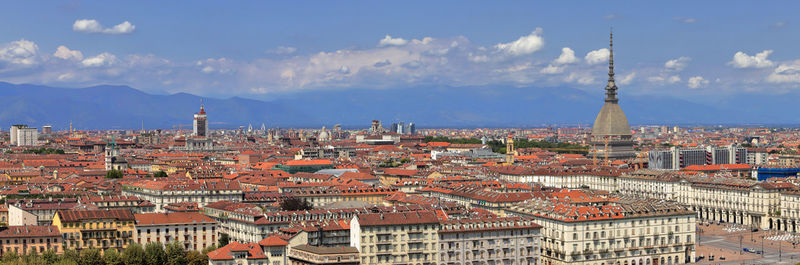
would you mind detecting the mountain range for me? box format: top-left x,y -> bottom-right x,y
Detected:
0,81 -> 795,130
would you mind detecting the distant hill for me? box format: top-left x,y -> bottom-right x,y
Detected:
0,82 -> 792,130
0,82 -> 311,130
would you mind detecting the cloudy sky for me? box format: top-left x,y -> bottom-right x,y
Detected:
0,1 -> 797,100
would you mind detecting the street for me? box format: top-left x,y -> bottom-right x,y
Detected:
698,233 -> 800,264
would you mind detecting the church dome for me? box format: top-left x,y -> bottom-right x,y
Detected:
592,103 -> 631,136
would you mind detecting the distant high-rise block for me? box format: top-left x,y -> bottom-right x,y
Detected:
193,105 -> 209,137
10,124 -> 39,146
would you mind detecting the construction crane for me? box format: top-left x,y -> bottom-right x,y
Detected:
171,124 -> 192,136
592,136 -> 611,165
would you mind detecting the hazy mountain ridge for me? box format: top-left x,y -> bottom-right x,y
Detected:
0,82 -> 786,130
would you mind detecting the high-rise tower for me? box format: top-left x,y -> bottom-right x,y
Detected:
193,105 -> 209,137
590,30 -> 635,161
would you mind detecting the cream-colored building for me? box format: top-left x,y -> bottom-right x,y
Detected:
133,212 -> 217,252
772,190 -> 800,232
491,167 -> 619,192
121,180 -> 243,212
438,217 -> 541,265
507,195 -> 696,265
494,167 -> 796,230
350,211 -> 439,265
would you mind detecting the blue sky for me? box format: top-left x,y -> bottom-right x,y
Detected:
0,1 -> 797,100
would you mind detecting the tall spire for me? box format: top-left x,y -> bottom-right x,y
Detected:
605,28 -> 618,103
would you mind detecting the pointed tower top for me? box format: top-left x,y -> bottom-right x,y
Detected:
605,28 -> 618,103
199,104 -> 206,115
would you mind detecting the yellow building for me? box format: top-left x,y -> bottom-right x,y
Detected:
52,209 -> 136,251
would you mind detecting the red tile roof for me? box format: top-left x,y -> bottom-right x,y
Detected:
0,225 -> 61,238
57,209 -> 135,222
258,235 -> 288,247
134,212 -> 216,225
357,210 -> 439,226
207,242 -> 267,260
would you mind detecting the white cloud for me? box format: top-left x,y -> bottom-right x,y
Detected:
73,19 -> 136,34
378,35 -> 408,46
4,31 -> 788,97
584,48 -> 609,65
729,50 -> 774,68
619,72 -> 636,85
664,56 -> 691,71
495,28 -> 544,56
766,60 -> 800,83
565,72 -> 596,85
270,46 -> 297,55
647,75 -> 681,84
774,21 -> 787,28
553,47 -> 578,65
539,64 -> 563,74
604,14 -> 620,20
468,53 -> 488,63
0,39 -> 39,66
673,17 -> 696,23
81,52 -> 118,67
410,37 -> 434,45
196,58 -> 235,74
687,76 -> 709,88
53,45 -> 83,61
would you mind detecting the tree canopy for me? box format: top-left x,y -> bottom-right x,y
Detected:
280,197 -> 313,211
106,169 -> 123,179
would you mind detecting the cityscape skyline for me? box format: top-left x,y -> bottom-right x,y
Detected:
4,3 -> 800,264
0,1 -> 798,104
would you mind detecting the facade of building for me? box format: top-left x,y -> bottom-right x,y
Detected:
288,244 -> 360,265
207,236 -> 289,265
350,211 -> 439,265
0,225 -> 62,255
134,212 -> 218,252
507,195 -> 696,265
121,180 -> 243,211
438,217 -> 541,265
52,209 -> 136,251
10,125 -> 38,146
8,198 -> 80,226
649,146 -> 748,170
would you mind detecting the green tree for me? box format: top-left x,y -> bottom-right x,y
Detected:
144,242 -> 166,265
104,249 -> 123,265
41,249 -> 58,265
79,248 -> 103,265
165,241 -> 187,265
153,171 -> 168,178
280,197 -> 313,211
201,245 -> 217,255
2,251 -> 19,263
121,243 -> 145,265
217,234 -> 230,247
186,250 -> 207,265
106,169 -> 123,179
52,260 -> 79,265
61,249 -> 80,264
21,250 -> 38,264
